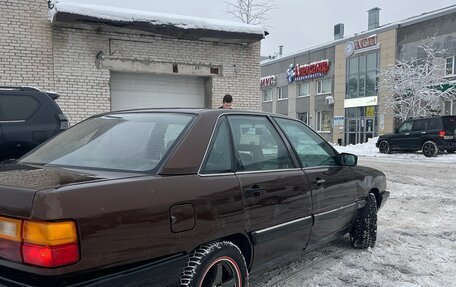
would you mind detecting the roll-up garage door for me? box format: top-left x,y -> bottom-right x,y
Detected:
110,72 -> 206,111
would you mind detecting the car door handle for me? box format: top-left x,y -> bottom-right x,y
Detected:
245,185 -> 265,197
312,178 -> 326,185
421,131 -> 426,134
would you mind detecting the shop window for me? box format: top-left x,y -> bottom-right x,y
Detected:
297,112 -> 309,125
316,111 -> 331,132
317,78 -> 331,94
346,51 -> 378,99
277,86 -> 288,100
298,82 -> 310,97
262,89 -> 273,102
445,56 -> 455,76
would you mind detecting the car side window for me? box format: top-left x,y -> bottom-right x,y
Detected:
412,119 -> 428,131
0,95 -> 39,121
398,121 -> 413,133
428,118 -> 440,130
228,115 -> 294,172
201,118 -> 233,174
274,117 -> 338,168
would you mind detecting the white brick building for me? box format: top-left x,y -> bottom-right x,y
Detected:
0,1 -> 265,124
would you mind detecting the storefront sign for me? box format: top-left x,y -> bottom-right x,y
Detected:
260,75 -> 276,88
365,106 -> 375,117
344,96 -> 378,108
333,116 -> 345,127
287,60 -> 330,83
344,34 -> 379,57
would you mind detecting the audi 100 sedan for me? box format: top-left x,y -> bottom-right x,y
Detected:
0,109 -> 389,287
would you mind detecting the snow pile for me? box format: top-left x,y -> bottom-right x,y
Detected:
49,1 -> 265,35
333,137 -> 456,163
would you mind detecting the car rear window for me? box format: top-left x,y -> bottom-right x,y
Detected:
442,117 -> 456,132
18,113 -> 195,172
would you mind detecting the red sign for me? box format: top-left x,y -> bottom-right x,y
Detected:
260,75 -> 276,88
354,34 -> 377,50
287,59 -> 330,83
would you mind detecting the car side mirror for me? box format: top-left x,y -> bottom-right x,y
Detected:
340,153 -> 357,166
394,128 -> 399,133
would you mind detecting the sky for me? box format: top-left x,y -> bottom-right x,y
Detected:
65,0 -> 456,57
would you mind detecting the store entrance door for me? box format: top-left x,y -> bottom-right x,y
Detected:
345,117 -> 375,145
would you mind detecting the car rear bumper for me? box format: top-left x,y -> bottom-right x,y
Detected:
0,253 -> 188,287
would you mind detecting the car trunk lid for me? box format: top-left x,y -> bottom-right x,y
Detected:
0,164 -> 101,218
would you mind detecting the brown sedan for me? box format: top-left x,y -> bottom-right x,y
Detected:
0,109 -> 389,286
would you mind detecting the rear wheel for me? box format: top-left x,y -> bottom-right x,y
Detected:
422,141 -> 438,157
350,193 -> 377,249
378,140 -> 391,154
180,241 -> 248,287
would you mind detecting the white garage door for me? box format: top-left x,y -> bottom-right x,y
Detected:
110,72 -> 206,111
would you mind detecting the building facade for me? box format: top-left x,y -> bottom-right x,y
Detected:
261,5 -> 456,145
261,47 -> 336,142
0,1 -> 265,124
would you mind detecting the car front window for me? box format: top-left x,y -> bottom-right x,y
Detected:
398,121 -> 413,133
18,113 -> 194,172
274,117 -> 339,168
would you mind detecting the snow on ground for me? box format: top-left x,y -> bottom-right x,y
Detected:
251,140 -> 456,287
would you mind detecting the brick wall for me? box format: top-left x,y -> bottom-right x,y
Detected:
0,0 -> 54,90
1,0 -> 262,124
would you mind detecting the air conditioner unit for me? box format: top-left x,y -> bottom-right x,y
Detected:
325,96 -> 334,105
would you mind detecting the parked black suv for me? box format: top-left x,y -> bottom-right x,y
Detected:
376,116 -> 456,157
0,87 -> 69,161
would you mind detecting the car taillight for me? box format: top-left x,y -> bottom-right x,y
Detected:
439,130 -> 446,138
57,113 -> 70,130
0,217 -> 22,262
0,216 -> 79,267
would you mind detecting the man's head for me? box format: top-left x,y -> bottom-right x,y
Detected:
222,94 -> 233,109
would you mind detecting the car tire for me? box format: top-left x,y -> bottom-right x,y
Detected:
350,193 -> 377,249
179,241 -> 248,287
378,140 -> 391,154
422,141 -> 438,157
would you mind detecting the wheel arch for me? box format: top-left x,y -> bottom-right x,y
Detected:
369,188 -> 382,210
219,233 -> 253,269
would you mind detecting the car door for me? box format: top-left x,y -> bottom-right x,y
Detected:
227,115 -> 313,264
273,117 -> 357,246
389,120 -> 413,150
410,119 -> 429,150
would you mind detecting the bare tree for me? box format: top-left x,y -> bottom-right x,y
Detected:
380,37 -> 455,121
224,0 -> 276,25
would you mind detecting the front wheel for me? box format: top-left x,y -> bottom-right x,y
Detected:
422,141 -> 438,157
180,241 -> 248,287
350,193 -> 378,249
378,140 -> 391,154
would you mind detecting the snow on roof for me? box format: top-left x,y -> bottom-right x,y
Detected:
261,4 -> 456,65
49,1 -> 265,36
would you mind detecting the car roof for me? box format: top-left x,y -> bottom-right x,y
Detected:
105,108 -> 274,117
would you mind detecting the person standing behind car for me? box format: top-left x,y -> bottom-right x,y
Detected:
219,94 -> 233,109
